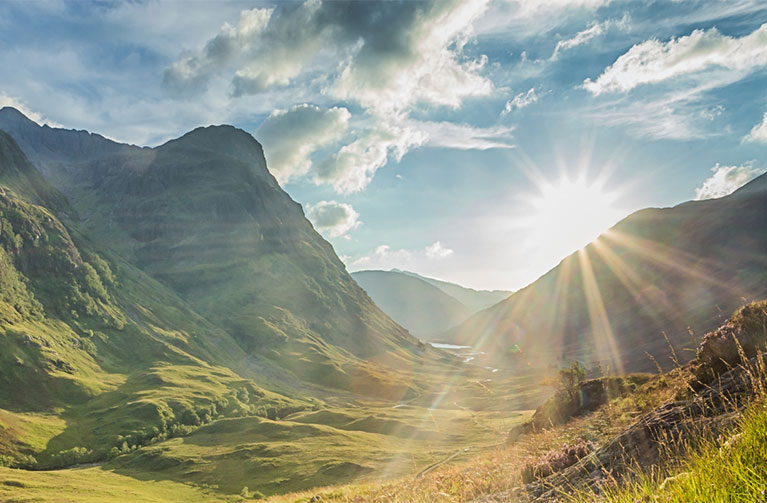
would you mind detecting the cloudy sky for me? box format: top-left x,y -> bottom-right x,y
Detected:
1,0 -> 766,290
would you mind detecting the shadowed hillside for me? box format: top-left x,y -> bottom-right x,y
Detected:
445,173 -> 767,373
352,270 -> 474,338
0,130 -> 306,467
0,107 -> 439,399
398,269 -> 512,310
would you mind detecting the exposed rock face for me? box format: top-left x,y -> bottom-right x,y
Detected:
695,301 -> 767,382
520,440 -> 593,484
526,360 -> 755,502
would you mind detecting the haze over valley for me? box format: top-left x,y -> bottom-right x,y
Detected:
0,1 -> 766,502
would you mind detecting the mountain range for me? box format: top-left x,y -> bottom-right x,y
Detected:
0,105 -> 764,499
0,107 -> 464,476
351,269 -> 511,338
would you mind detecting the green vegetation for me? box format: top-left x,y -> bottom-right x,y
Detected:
0,466 -> 233,503
1,111 -> 765,503
574,401 -> 767,503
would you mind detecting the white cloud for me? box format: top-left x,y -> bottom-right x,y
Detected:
316,122 -> 427,194
413,121 -> 515,150
352,241 -> 455,269
164,7 -> 273,94
743,112 -> 767,144
166,0 -> 492,114
551,14 -> 629,60
0,93 -> 62,127
305,200 -> 360,238
517,0 -> 610,9
475,0 -> 612,38
584,23 -> 767,95
256,104 -> 350,184
501,88 -> 539,115
329,1 -> 493,115
694,162 -> 765,200
163,0 -> 496,193
424,241 -> 454,259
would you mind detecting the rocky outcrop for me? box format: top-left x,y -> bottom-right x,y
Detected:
478,357 -> 758,503
695,301 -> 767,383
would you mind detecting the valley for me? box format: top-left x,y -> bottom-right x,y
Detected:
0,106 -> 764,502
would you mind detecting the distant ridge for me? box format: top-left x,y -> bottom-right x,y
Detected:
352,269 -> 512,339
395,269 -> 512,309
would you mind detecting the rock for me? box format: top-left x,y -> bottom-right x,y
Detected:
659,471 -> 689,491
525,357 -> 758,501
507,421 -> 532,443
695,301 -> 767,383
521,440 -> 593,483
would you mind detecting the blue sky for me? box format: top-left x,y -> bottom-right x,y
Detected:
1,0 -> 765,290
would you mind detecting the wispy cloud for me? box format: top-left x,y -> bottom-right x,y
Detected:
550,14 -> 629,60
584,23 -> 767,95
501,87 -> 539,115
351,241 -> 454,269
414,121 -> 515,150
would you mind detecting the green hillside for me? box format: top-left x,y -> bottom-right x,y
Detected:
0,112 -> 541,500
0,130 -> 307,468
0,109 -> 439,399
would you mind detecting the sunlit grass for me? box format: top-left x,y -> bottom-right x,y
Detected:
568,401 -> 767,503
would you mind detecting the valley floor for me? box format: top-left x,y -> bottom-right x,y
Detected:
0,368 -> 540,502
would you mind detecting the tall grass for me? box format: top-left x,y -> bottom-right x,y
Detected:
569,304 -> 767,503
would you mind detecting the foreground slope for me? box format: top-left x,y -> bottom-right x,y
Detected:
446,174 -> 767,373
0,107 -> 436,398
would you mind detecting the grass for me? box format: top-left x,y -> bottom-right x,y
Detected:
571,400 -> 767,503
108,403 -> 533,497
565,301 -> 767,503
263,371 -> 684,503
0,466 -> 235,503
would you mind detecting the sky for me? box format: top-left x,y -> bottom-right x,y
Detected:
0,0 -> 766,291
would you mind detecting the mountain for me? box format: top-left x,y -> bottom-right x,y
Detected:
397,269 -> 512,310
445,174 -> 767,373
0,116 -> 524,497
0,129 -> 305,465
351,270 -> 473,338
0,107 -> 436,399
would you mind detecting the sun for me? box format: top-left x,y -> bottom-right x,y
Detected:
521,175 -> 623,259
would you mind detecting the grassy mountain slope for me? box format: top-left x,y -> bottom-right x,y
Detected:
351,270 -> 473,338
398,269 -> 512,310
0,130 -> 307,468
0,108 -> 441,399
445,174 -> 767,373
0,114 -> 544,501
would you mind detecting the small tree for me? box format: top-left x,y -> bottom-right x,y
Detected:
558,361 -> 586,401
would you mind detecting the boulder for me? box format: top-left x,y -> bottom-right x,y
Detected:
695,301 -> 767,383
